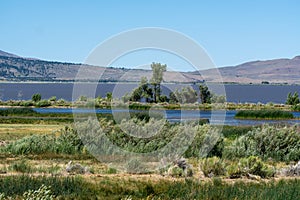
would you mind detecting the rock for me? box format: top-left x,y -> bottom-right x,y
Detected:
175,158 -> 187,170
175,158 -> 193,177
0,140 -> 7,147
208,172 -> 215,178
247,173 -> 261,181
66,161 -> 89,174
279,161 -> 300,177
167,157 -> 194,177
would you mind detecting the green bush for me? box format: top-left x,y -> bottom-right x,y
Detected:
292,104 -> 300,111
3,126 -> 84,155
20,100 -> 34,107
32,93 -> 42,102
35,100 -> 51,107
239,156 -> 275,178
200,157 -> 225,177
54,126 -> 84,154
184,124 -> 224,158
168,165 -> 184,177
224,125 -> 300,162
125,158 -> 146,174
4,134 -> 55,155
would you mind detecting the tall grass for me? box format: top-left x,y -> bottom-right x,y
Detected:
235,110 -> 294,119
0,108 -> 37,116
0,175 -> 299,199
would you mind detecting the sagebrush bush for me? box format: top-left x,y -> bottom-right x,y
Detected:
4,134 -> 55,155
239,156 -> 275,178
200,157 -> 226,177
224,125 -> 300,162
3,126 -> 84,155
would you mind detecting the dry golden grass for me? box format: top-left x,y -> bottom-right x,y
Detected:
0,124 -> 64,141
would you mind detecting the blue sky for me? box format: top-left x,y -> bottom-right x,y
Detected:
1,0 -> 299,71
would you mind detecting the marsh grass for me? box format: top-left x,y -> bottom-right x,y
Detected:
235,110 -> 294,119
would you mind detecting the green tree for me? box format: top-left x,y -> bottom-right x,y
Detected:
49,96 -> 57,102
139,77 -> 153,102
106,92 -> 112,101
78,95 -> 88,102
32,93 -> 41,102
199,85 -> 211,104
169,91 -> 178,103
150,62 -> 166,103
181,86 -> 198,103
211,94 -> 226,103
129,77 -> 153,102
286,92 -> 300,105
130,87 -> 143,102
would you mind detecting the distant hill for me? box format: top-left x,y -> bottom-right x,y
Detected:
202,56 -> 300,84
0,49 -> 300,84
0,50 -> 203,83
0,50 -> 19,58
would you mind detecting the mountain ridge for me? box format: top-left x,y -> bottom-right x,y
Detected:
0,49 -> 300,84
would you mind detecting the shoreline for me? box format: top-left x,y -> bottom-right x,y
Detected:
0,80 -> 299,86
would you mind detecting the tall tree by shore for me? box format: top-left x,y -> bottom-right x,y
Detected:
150,62 -> 166,103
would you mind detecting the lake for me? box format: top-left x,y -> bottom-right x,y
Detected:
1,82 -> 300,103
34,108 -> 300,126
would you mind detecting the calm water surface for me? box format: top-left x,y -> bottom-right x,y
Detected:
1,82 -> 300,103
34,108 -> 300,126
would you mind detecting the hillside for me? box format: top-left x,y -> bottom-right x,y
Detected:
202,56 -> 300,84
0,49 -> 300,84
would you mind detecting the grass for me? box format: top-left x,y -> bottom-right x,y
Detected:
235,110 -> 294,119
0,109 -> 299,199
0,124 -> 63,141
0,175 -> 300,199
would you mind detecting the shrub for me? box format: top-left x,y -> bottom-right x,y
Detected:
35,100 -> 51,107
239,156 -> 275,178
5,134 -> 55,155
55,126 -> 84,154
226,163 -> 243,179
168,165 -> 184,177
226,156 -> 275,179
20,100 -> 34,107
286,92 -> 299,105
125,158 -> 146,174
106,167 -> 117,174
32,93 -> 42,102
200,157 -> 225,177
224,125 -> 300,162
184,125 -> 224,158
49,96 -> 57,102
3,126 -> 84,155
292,104 -> 300,111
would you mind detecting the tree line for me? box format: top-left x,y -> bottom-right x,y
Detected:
122,62 -> 225,104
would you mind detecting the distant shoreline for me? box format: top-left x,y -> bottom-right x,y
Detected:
0,80 -> 299,86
